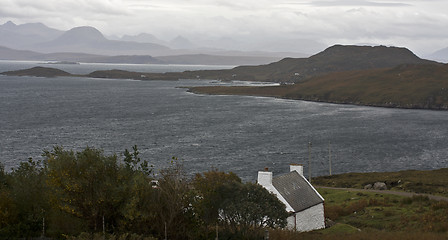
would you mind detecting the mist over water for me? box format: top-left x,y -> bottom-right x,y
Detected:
1,62 -> 447,181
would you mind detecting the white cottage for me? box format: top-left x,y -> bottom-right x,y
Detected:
257,164 -> 325,232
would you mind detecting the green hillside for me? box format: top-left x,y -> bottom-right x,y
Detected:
188,45 -> 439,82
190,63 -> 448,110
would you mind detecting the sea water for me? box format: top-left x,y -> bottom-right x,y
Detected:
1,61 -> 447,181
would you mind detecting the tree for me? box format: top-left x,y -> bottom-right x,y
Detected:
0,163 -> 16,237
193,170 -> 288,239
119,145 -> 156,234
152,159 -> 198,240
123,145 -> 152,176
0,159 -> 49,238
219,182 -> 288,233
44,146 -> 126,232
193,169 -> 241,226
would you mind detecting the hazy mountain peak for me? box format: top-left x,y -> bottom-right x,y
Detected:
427,47 -> 448,63
4,21 -> 16,26
2,21 -> 17,29
121,32 -> 164,44
58,26 -> 106,43
22,22 -> 47,28
169,35 -> 195,49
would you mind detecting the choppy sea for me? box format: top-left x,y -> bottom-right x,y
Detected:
1,60 -> 447,181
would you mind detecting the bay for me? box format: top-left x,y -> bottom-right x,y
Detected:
1,61 -> 447,181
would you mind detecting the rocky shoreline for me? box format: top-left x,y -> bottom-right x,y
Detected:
3,64 -> 448,111
188,85 -> 448,111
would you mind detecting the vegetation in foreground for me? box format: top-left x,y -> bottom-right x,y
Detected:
0,146 -> 287,239
1,146 -> 448,239
270,188 -> 448,240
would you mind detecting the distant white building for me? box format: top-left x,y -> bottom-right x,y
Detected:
257,164 -> 325,232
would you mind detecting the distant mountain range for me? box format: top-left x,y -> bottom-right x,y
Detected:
0,45 -> 283,65
0,21 -> 310,65
34,26 -> 170,56
0,21 -> 63,49
2,20 -> 448,65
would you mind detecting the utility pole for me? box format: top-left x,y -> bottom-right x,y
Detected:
215,223 -> 219,240
308,141 -> 312,183
41,209 -> 45,238
165,222 -> 167,240
103,215 -> 105,240
329,141 -> 332,176
42,217 -> 45,238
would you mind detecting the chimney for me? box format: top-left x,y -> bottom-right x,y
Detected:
257,168 -> 272,187
290,164 -> 304,177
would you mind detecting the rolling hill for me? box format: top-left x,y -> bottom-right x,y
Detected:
189,63 -> 448,110
185,45 -> 439,82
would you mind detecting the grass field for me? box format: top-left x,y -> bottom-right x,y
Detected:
312,168 -> 448,197
268,186 -> 448,240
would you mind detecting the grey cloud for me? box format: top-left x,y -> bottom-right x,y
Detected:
1,0 -> 448,56
290,0 -> 411,7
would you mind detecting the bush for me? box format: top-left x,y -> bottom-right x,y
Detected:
431,201 -> 448,211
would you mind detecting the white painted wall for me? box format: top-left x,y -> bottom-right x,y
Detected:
286,203 -> 325,232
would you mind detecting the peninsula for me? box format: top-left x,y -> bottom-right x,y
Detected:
3,45 -> 448,110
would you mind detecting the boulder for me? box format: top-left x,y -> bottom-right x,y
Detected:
325,218 -> 336,228
364,184 -> 373,190
373,182 -> 387,190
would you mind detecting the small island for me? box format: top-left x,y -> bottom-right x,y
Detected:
2,66 -> 74,78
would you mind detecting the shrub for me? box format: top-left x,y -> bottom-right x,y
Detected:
431,201 -> 448,211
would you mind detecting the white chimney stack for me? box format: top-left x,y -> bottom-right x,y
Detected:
257,167 -> 272,187
290,164 -> 304,177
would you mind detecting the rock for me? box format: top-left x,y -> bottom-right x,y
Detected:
364,184 -> 373,190
373,182 -> 387,190
325,218 -> 336,228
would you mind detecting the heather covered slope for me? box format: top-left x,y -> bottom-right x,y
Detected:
190,63 -> 448,110
188,45 -> 439,82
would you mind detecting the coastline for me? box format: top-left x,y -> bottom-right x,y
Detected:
3,65 -> 448,111
187,85 -> 448,111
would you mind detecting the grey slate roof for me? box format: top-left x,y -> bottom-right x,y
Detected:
272,171 -> 324,212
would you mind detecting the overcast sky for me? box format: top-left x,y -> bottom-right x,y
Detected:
1,0 -> 448,56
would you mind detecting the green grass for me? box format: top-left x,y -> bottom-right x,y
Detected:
266,168 -> 448,239
267,188 -> 448,240
319,223 -> 360,234
313,168 -> 448,197
318,188 -> 448,233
